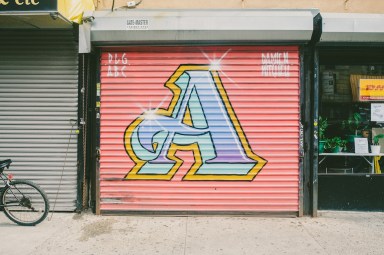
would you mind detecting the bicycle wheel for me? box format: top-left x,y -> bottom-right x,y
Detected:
1,180 -> 49,226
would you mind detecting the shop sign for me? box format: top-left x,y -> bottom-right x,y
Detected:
359,79 -> 384,101
126,18 -> 150,30
0,0 -> 57,12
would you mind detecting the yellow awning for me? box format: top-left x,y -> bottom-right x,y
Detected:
58,0 -> 95,24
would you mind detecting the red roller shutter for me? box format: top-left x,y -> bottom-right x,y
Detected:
99,46 -> 300,213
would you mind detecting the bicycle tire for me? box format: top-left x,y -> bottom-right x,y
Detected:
0,180 -> 49,226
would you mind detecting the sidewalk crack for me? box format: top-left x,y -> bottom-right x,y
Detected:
183,217 -> 188,255
299,221 -> 330,255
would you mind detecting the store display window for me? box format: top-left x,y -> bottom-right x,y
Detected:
319,63 -> 384,175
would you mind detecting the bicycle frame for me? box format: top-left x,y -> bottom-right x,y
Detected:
0,172 -> 24,209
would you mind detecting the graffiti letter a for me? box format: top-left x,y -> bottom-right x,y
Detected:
124,65 -> 267,181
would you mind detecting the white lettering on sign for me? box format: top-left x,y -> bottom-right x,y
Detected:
107,53 -> 128,77
261,52 -> 290,77
16,0 -> 39,5
0,0 -> 39,5
126,18 -> 149,30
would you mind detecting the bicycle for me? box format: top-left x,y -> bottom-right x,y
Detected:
0,159 -> 49,226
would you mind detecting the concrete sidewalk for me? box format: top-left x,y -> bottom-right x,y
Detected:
1,211 -> 383,255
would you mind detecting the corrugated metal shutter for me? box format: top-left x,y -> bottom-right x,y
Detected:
99,46 -> 300,213
0,30 -> 78,211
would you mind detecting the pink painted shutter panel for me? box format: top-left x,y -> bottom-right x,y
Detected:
99,46 -> 300,213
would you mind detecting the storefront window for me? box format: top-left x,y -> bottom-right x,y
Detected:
319,64 -> 384,175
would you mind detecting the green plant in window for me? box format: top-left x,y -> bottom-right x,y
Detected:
373,134 -> 384,145
325,137 -> 347,152
342,112 -> 362,135
318,116 -> 328,141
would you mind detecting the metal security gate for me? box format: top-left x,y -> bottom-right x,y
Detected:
99,46 -> 300,213
0,30 -> 79,211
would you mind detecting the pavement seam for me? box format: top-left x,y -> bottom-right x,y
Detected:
183,217 -> 188,255
299,221 -> 330,255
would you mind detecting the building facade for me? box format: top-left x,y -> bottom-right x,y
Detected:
81,3 -> 384,215
2,0 -> 383,215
